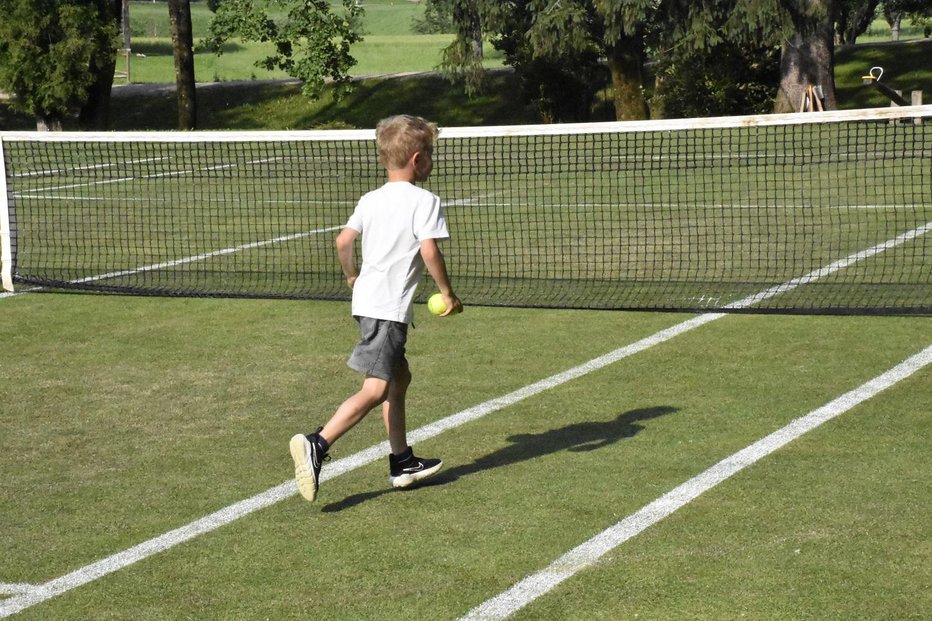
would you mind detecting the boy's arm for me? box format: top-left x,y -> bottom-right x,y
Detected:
335,227 -> 359,288
420,238 -> 462,316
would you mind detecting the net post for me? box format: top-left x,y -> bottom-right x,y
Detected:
0,138 -> 13,291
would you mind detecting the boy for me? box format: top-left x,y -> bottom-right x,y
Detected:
290,115 -> 463,502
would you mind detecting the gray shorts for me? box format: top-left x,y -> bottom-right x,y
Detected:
347,316 -> 409,381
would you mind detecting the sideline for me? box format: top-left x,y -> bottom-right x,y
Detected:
459,344 -> 932,620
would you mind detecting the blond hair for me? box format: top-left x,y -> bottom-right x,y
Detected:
375,115 -> 438,170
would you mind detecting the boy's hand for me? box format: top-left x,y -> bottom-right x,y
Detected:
439,293 -> 463,317
346,275 -> 357,289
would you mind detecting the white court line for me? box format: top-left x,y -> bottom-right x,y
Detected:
12,157 -> 168,178
0,227 -> 340,295
16,196 -> 352,205
67,225 -> 343,286
0,223 -> 928,617
12,156 -> 287,195
0,584 -> 36,597
414,201 -> 924,211
726,222 -> 932,309
0,225 -> 342,296
459,344 -> 932,621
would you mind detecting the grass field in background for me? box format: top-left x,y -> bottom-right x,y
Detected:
124,0 -> 507,83
1,1 -> 930,129
1,293 -> 929,619
2,38 -> 928,131
4,34 -> 926,132
119,1 -> 921,86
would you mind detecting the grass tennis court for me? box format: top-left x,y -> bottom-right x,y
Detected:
1,292 -> 929,619
1,108 -> 929,618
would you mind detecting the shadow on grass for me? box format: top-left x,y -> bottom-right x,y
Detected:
321,405 -> 677,513
103,70 -> 541,130
200,70 -> 543,130
130,40 -> 245,56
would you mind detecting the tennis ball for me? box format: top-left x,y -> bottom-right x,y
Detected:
427,293 -> 446,316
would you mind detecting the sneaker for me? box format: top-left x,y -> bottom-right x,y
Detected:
290,430 -> 327,502
389,447 -> 442,489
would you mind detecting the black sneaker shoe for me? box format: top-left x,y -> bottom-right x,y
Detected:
389,447 -> 442,489
290,430 -> 328,502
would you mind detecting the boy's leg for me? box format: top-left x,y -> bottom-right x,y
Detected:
322,376 -> 390,446
382,364 -> 411,455
291,376 -> 389,503
384,364 -> 443,489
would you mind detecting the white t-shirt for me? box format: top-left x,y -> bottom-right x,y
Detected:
345,181 -> 449,324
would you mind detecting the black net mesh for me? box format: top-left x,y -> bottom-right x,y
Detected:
2,109 -> 930,314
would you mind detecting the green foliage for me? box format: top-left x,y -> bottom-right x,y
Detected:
206,0 -> 364,99
412,0 -> 454,34
834,0 -> 881,44
438,1 -> 609,119
0,0 -> 118,124
723,0 -> 795,45
479,1 -> 606,121
653,41 -> 780,118
883,0 -> 932,36
439,1 -> 796,120
438,33 -> 486,96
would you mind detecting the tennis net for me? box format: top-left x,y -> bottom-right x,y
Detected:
1,106 -> 930,314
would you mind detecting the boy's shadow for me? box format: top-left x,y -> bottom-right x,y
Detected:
321,405 -> 677,513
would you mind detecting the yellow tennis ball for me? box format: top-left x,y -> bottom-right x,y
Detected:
427,293 -> 446,316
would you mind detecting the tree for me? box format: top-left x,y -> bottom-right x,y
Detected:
475,1 -> 607,121
594,1 -> 652,120
439,0 -> 490,98
447,1 -> 873,119
883,0 -> 932,40
0,0 -> 118,130
169,0 -> 197,129
447,1 -> 744,121
834,0 -> 881,44
652,40 -> 780,119
725,1 -> 839,112
78,0 -> 123,130
413,0 -> 455,34
778,1 -> 838,112
206,0 -> 363,100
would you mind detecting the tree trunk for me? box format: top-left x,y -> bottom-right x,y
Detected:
168,0 -> 197,130
774,1 -> 837,113
79,0 -> 122,130
834,0 -> 881,45
605,34 -> 649,121
890,13 -> 901,40
453,0 -> 482,60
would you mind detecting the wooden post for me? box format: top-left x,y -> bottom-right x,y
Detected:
799,85 -> 824,112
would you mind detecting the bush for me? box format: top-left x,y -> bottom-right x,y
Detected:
652,42 -> 780,118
